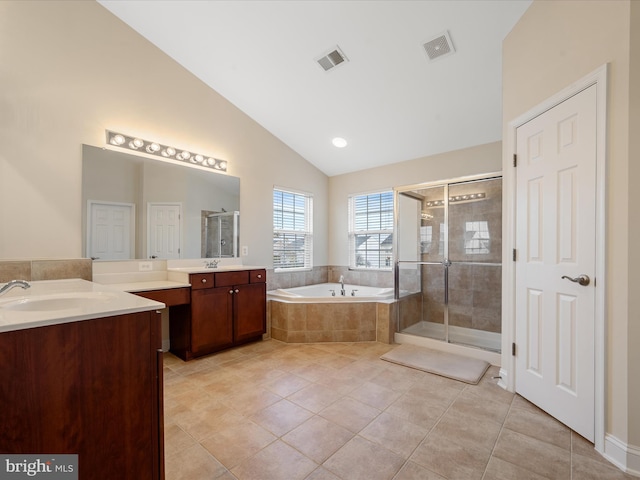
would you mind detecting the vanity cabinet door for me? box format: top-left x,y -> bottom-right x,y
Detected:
191,287 -> 233,353
233,282 -> 266,342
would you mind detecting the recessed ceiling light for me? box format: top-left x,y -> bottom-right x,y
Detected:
332,137 -> 347,148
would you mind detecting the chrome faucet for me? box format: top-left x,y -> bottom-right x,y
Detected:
339,275 -> 345,296
203,259 -> 219,269
0,279 -> 31,297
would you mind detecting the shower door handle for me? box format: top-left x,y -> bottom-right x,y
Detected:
561,274 -> 590,286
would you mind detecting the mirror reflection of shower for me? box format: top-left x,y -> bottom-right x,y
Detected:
202,210 -> 239,258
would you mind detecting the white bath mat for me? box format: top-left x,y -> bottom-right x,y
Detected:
380,344 -> 490,385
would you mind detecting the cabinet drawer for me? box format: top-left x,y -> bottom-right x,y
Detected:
250,269 -> 266,283
190,273 -> 215,290
215,271 -> 249,287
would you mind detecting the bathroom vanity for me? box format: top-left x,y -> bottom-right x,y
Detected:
167,267 -> 267,361
0,279 -> 165,480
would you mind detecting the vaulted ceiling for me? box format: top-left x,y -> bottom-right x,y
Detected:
98,0 -> 532,176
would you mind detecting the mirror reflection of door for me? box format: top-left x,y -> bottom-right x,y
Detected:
147,203 -> 182,259
87,201 -> 135,260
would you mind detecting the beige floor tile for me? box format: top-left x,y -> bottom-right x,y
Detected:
323,436 -> 405,480
492,428 -> 571,479
282,415 -> 354,463
287,383 -> 344,413
447,387 -> 512,425
165,443 -> 229,480
571,431 -> 610,465
427,408 -> 502,453
171,401 -> 236,441
319,397 -> 380,433
572,452 -> 638,479
504,401 -> 571,450
201,420 -> 277,469
220,386 -> 283,416
231,440 -> 317,480
385,391 -> 449,429
369,366 -> 423,392
250,399 -> 314,436
304,466 -> 341,480
348,381 -> 402,410
393,461 -> 446,480
482,456 -> 549,480
410,434 -> 491,480
164,423 -> 198,458
162,340 -> 630,480
360,411 -> 429,458
263,372 -> 311,397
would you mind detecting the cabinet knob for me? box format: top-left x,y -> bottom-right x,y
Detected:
257,274 -> 262,279
201,278 -> 207,283
229,290 -> 234,294
235,289 -> 240,293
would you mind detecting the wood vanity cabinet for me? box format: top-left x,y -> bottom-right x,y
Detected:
0,310 -> 164,480
170,269 -> 266,360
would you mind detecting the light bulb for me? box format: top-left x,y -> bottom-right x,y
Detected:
194,154 -> 204,163
129,138 -> 143,149
110,134 -> 125,146
206,158 -> 215,166
146,143 -> 160,153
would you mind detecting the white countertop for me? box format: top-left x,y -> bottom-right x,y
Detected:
0,279 -> 165,333
105,280 -> 191,293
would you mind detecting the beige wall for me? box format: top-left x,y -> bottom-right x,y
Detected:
328,142 -> 502,266
0,1 -> 328,267
503,0 -> 637,446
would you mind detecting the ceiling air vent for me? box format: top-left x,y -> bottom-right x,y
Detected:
316,46 -> 348,72
423,31 -> 455,61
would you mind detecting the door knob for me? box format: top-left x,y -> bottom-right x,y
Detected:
561,274 -> 590,286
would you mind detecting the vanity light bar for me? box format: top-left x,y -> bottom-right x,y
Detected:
105,130 -> 227,172
425,192 -> 485,207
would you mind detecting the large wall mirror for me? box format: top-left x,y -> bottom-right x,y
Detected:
82,144 -> 240,261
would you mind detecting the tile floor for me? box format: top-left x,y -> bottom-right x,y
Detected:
163,340 -> 634,480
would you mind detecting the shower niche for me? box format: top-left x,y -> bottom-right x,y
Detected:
201,211 -> 239,258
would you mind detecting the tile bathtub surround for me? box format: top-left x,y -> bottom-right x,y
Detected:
270,301 -> 395,344
163,340 -> 634,480
266,266 -> 394,292
0,258 -> 92,283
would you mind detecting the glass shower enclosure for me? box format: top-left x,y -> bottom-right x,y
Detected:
395,174 -> 502,352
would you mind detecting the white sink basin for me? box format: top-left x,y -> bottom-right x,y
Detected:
0,292 -> 118,312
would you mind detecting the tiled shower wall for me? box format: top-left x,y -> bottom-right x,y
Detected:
0,259 -> 93,283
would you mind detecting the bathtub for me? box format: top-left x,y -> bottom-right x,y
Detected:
268,283 -> 397,344
268,283 -> 394,303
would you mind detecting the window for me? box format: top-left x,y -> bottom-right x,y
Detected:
349,191 -> 393,269
273,188 -> 313,271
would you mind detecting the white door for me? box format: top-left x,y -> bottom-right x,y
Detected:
88,201 -> 135,260
148,203 -> 181,259
515,85 -> 597,441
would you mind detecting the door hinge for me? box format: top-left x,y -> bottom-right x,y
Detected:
513,248 -> 517,261
512,342 -> 516,356
513,154 -> 517,167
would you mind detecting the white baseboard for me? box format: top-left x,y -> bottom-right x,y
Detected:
604,434 -> 640,477
497,367 -> 510,391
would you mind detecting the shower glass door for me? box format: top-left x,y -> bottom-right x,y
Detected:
395,175 -> 502,352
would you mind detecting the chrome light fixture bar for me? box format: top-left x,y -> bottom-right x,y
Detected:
425,192 -> 485,207
105,130 -> 227,172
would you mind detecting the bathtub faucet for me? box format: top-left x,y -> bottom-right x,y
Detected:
0,279 -> 31,297
339,275 -> 345,296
